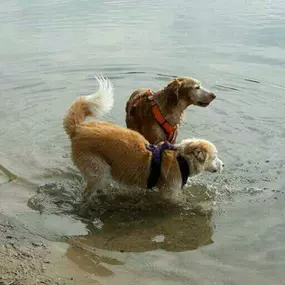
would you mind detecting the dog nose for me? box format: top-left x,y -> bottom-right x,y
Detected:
210,92 -> 216,99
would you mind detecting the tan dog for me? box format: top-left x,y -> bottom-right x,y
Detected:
125,77 -> 216,144
63,76 -> 223,201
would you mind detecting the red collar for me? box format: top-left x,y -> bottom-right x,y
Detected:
145,90 -> 177,143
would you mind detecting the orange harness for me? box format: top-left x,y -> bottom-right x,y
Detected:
145,90 -> 178,143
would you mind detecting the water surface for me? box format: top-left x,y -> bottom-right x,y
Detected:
1,0 -> 285,284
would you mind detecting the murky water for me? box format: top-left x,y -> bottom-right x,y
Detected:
1,0 -> 285,284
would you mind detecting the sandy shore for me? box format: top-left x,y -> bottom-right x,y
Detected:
0,166 -> 99,285
0,213 -> 103,285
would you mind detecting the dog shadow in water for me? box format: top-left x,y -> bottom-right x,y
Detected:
66,205 -> 214,276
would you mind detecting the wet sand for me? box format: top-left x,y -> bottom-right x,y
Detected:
0,167 -> 99,285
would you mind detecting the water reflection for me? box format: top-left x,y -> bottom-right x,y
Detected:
66,242 -> 123,276
68,208 -> 213,257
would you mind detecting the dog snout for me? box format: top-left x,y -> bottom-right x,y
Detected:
217,159 -> 224,172
209,92 -> 216,99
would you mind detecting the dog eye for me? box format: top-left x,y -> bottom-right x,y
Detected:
194,85 -> 200,90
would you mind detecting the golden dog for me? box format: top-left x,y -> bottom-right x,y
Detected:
125,77 -> 216,144
63,76 -> 223,201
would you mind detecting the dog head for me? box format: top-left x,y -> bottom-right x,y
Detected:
165,77 -> 216,107
176,138 -> 224,175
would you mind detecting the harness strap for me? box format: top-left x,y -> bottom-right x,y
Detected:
146,141 -> 176,189
129,89 -> 178,144
146,142 -> 189,189
176,155 -> 190,188
146,90 -> 178,144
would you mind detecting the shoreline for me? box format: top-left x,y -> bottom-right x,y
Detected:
0,166 -> 98,285
0,211 -> 100,285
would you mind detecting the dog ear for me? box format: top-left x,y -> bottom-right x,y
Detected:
194,149 -> 206,162
166,79 -> 183,106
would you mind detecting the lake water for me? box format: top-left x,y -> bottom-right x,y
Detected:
1,0 -> 285,284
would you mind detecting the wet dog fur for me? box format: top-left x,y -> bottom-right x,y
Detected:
63,76 -> 223,202
125,77 -> 216,144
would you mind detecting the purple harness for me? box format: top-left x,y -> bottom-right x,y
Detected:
146,141 -> 189,189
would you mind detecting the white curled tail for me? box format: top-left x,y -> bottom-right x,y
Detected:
86,75 -> 114,116
63,75 -> 114,138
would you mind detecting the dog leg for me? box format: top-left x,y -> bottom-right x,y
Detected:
159,183 -> 184,204
83,181 -> 95,200
75,154 -> 111,198
80,182 -> 106,218
77,156 -> 111,218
